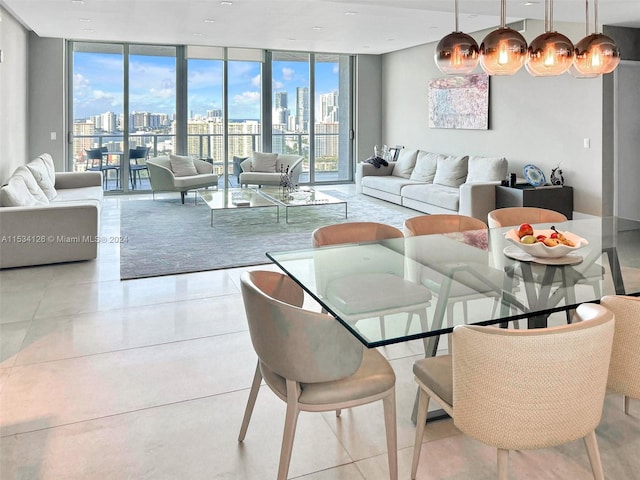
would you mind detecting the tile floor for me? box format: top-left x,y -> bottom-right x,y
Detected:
1,187 -> 638,479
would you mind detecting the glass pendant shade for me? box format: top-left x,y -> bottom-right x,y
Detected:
435,31 -> 480,74
526,31 -> 574,76
574,33 -> 620,75
480,28 -> 527,75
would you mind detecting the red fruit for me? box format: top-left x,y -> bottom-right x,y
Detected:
536,235 -> 547,242
550,232 -> 558,239
517,223 -> 534,238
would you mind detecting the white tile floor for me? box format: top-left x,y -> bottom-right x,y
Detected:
1,188 -> 638,479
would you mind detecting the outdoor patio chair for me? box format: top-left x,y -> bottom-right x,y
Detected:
129,146 -> 149,189
85,147 -> 119,189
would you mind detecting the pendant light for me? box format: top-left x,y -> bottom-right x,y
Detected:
479,0 -> 527,75
434,0 -> 479,75
526,0 -> 574,76
573,0 -> 620,75
569,0 -> 598,78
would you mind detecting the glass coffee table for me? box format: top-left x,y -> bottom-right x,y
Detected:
197,188 -> 280,227
257,187 -> 348,224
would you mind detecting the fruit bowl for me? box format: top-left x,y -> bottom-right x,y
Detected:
505,229 -> 588,258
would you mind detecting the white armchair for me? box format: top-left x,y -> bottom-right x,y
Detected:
146,156 -> 218,204
239,153 -> 304,187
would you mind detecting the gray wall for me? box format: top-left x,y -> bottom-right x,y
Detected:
380,20 -> 605,216
28,34 -> 66,169
354,55 -> 382,164
0,6 -> 29,184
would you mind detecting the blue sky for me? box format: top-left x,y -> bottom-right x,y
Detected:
73,52 -> 339,121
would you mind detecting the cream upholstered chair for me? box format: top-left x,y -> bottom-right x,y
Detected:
600,295 -> 640,414
487,206 -> 568,228
404,214 -> 488,236
238,270 -> 398,480
311,222 -> 432,339
146,156 -> 218,204
239,153 -> 304,187
410,302 -> 615,480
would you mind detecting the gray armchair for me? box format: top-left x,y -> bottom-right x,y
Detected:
146,156 -> 219,204
239,153 -> 304,187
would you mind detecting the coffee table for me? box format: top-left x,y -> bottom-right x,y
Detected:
257,187 -> 348,223
197,188 -> 279,226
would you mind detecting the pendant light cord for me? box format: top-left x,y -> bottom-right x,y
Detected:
500,0 -> 506,29
454,0 -> 459,32
594,0 -> 599,34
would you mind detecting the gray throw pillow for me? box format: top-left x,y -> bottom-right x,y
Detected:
433,155 -> 469,187
465,156 -> 508,183
409,151 -> 441,183
391,149 -> 418,178
170,154 -> 199,177
251,152 -> 279,172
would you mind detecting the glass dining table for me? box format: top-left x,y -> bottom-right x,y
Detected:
266,216 -> 640,355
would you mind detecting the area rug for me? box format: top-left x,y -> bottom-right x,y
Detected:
120,190 -> 418,279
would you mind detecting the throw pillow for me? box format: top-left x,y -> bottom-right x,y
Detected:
363,156 -> 388,168
38,153 -> 56,185
0,175 -> 48,207
26,158 -> 57,200
433,155 -> 469,188
409,151 -> 441,183
251,152 -> 278,172
13,166 -> 49,204
466,156 -> 508,183
169,154 -> 199,177
391,149 -> 418,178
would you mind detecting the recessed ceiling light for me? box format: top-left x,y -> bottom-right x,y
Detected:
220,1 -> 233,5
204,19 -> 215,23
312,26 -> 322,30
79,18 -> 91,22
523,1 -> 537,5
83,28 -> 94,32
71,0 -> 85,4
193,32 -> 204,36
345,11 -> 357,16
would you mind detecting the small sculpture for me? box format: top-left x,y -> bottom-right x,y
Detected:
550,164 -> 565,186
279,164 -> 296,197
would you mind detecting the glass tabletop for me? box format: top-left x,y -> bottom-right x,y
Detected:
266,216 -> 640,348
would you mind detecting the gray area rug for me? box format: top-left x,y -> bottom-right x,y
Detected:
120,190 -> 418,279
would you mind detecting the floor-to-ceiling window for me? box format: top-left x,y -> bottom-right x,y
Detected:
70,42 -> 352,191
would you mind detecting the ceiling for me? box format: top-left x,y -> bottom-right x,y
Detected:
4,0 -> 640,55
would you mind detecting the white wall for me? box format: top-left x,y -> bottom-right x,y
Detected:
0,6 -> 29,184
381,20 -> 604,216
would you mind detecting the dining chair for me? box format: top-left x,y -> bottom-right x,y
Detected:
600,295 -> 640,414
311,222 -> 432,340
129,146 -> 149,189
238,270 -> 398,480
85,147 -> 119,189
410,302 -> 615,480
403,214 -> 517,342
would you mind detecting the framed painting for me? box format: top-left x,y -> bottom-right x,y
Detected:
428,74 -> 489,130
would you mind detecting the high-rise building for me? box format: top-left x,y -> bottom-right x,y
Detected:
73,120 -> 96,171
101,112 -> 117,133
320,91 -> 339,123
314,122 -> 339,158
296,87 -> 309,132
275,91 -> 288,109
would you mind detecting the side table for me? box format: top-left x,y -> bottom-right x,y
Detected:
495,185 -> 573,219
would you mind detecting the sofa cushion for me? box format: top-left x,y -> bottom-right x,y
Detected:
361,175 -> 424,196
12,166 -> 50,204
409,152 -> 441,183
53,186 -> 104,204
170,154 -> 199,177
38,153 -> 56,182
0,175 -> 49,207
252,152 -> 279,172
466,156 -> 508,183
433,155 -> 469,188
401,183 -> 460,212
26,157 -> 57,200
392,149 -> 418,178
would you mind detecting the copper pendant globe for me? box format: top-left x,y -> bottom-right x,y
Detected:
574,33 -> 620,75
526,31 -> 575,76
435,31 -> 480,75
480,27 -> 528,75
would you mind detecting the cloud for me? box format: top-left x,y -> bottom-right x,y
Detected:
281,67 -> 294,80
272,80 -> 284,89
232,91 -> 260,105
251,74 -> 261,87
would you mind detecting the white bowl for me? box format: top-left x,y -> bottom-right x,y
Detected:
289,191 -> 311,201
505,228 -> 588,258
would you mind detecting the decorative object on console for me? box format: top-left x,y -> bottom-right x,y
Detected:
523,164 -> 546,187
479,0 -> 528,75
429,74 -> 489,130
434,0 -> 479,74
550,164 -> 565,185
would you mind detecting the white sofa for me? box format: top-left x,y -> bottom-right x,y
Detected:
0,153 -> 103,268
356,149 -> 508,221
239,152 -> 304,187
